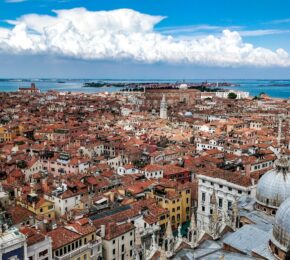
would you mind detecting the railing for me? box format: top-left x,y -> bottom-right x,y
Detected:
140,225 -> 160,236
54,240 -> 101,260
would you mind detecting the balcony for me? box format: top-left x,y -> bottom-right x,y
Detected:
54,240 -> 101,260
140,225 -> 160,237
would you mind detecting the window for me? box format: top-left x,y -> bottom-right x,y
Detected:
219,185 -> 223,188
122,244 -> 125,252
113,240 -> 115,244
228,187 -> 232,191
122,236 -> 124,240
238,190 -> 242,194
202,206 -> 205,212
130,240 -> 133,246
218,198 -> 223,208
172,216 -> 176,223
228,201 -> 232,210
112,249 -> 116,255
202,192 -> 206,202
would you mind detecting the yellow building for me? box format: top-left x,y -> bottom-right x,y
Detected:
47,218 -> 102,260
17,193 -> 56,219
0,124 -> 27,142
0,126 -> 17,142
148,181 -> 191,230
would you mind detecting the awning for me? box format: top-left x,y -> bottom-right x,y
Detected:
95,197 -> 108,204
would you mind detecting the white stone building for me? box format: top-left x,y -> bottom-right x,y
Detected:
196,172 -> 256,229
44,185 -> 86,216
100,223 -> 135,260
215,90 -> 250,99
140,164 -> 164,179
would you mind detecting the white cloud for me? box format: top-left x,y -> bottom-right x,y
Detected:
0,8 -> 290,67
238,29 -> 290,37
266,18 -> 290,25
157,24 -> 243,35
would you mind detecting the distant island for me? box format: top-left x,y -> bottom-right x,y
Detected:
82,81 -> 239,92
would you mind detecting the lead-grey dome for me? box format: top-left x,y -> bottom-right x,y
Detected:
272,197 -> 290,251
256,155 -> 290,209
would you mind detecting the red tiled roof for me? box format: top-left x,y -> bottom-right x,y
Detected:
7,205 -> 35,225
47,227 -> 81,250
20,227 -> 46,246
104,222 -> 134,240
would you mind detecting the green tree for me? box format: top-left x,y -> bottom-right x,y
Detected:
228,92 -> 237,99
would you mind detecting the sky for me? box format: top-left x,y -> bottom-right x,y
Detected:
0,0 -> 290,79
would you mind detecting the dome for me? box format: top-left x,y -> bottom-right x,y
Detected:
179,83 -> 188,89
184,111 -> 192,117
271,197 -> 290,252
256,155 -> 290,210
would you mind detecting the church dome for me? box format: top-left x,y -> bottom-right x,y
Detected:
184,111 -> 192,117
271,197 -> 290,253
256,155 -> 290,211
179,83 -> 188,89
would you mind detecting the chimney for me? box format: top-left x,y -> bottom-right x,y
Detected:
245,164 -> 251,178
18,187 -> 23,198
100,225 -> 106,238
42,178 -> 49,193
251,178 -> 255,186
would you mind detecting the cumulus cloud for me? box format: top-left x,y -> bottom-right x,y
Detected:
0,8 -> 290,67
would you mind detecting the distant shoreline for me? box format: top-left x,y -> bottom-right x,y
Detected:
82,81 -> 238,90
0,79 -> 289,98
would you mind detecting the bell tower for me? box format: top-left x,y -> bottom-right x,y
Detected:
160,94 -> 168,119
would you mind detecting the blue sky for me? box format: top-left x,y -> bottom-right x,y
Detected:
0,0 -> 290,79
